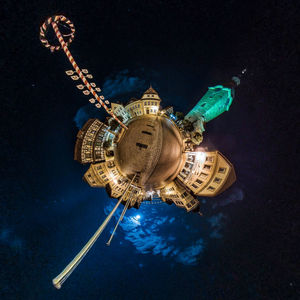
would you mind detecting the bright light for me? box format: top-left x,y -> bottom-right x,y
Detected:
195,152 -> 206,164
135,214 -> 141,220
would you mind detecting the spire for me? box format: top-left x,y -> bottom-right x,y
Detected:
230,68 -> 247,88
143,85 -> 158,95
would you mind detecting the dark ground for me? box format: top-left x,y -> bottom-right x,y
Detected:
0,0 -> 299,299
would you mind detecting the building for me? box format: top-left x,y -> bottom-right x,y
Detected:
184,77 -> 240,145
110,102 -> 130,123
160,180 -> 199,212
140,86 -> 161,115
125,98 -> 144,118
177,151 -> 236,197
74,119 -> 112,164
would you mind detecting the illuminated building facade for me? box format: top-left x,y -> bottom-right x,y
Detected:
110,103 -> 130,123
177,151 -> 236,197
74,119 -> 111,164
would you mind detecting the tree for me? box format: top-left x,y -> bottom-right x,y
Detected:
103,140 -> 111,149
175,111 -> 184,120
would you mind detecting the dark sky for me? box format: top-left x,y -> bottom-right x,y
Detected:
1,0 -> 299,299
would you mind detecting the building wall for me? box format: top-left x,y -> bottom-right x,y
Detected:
74,119 -> 109,164
124,88 -> 162,118
177,151 -> 235,197
83,161 -> 128,194
160,181 -> 199,212
110,103 -> 130,123
83,162 -> 108,187
125,100 -> 144,118
141,99 -> 160,115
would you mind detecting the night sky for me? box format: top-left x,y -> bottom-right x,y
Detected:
1,1 -> 299,299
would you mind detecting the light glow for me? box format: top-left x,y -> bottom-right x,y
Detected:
195,152 -> 206,164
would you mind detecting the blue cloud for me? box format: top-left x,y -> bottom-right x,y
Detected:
213,187 -> 244,208
169,217 -> 175,224
102,69 -> 146,99
207,213 -> 227,239
0,227 -> 24,254
104,201 -> 205,265
176,239 -> 205,265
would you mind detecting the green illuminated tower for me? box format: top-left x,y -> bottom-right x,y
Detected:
184,75 -> 243,144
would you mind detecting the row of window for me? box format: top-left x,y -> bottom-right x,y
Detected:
112,184 -> 124,192
186,199 -> 197,208
86,173 -> 97,185
175,200 -> 184,206
144,101 -> 158,106
129,103 -> 141,109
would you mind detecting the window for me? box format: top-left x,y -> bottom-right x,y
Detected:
207,186 -> 215,191
182,169 -> 188,175
214,177 -> 222,184
185,162 -> 192,169
107,161 -> 115,168
188,156 -> 194,162
192,183 -> 198,189
206,156 -> 213,162
218,167 -> 226,174
203,164 -> 211,170
200,172 -> 208,179
196,179 -> 203,185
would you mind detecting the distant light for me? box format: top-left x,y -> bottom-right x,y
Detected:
135,214 -> 141,220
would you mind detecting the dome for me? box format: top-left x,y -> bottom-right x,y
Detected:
115,115 -> 184,189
